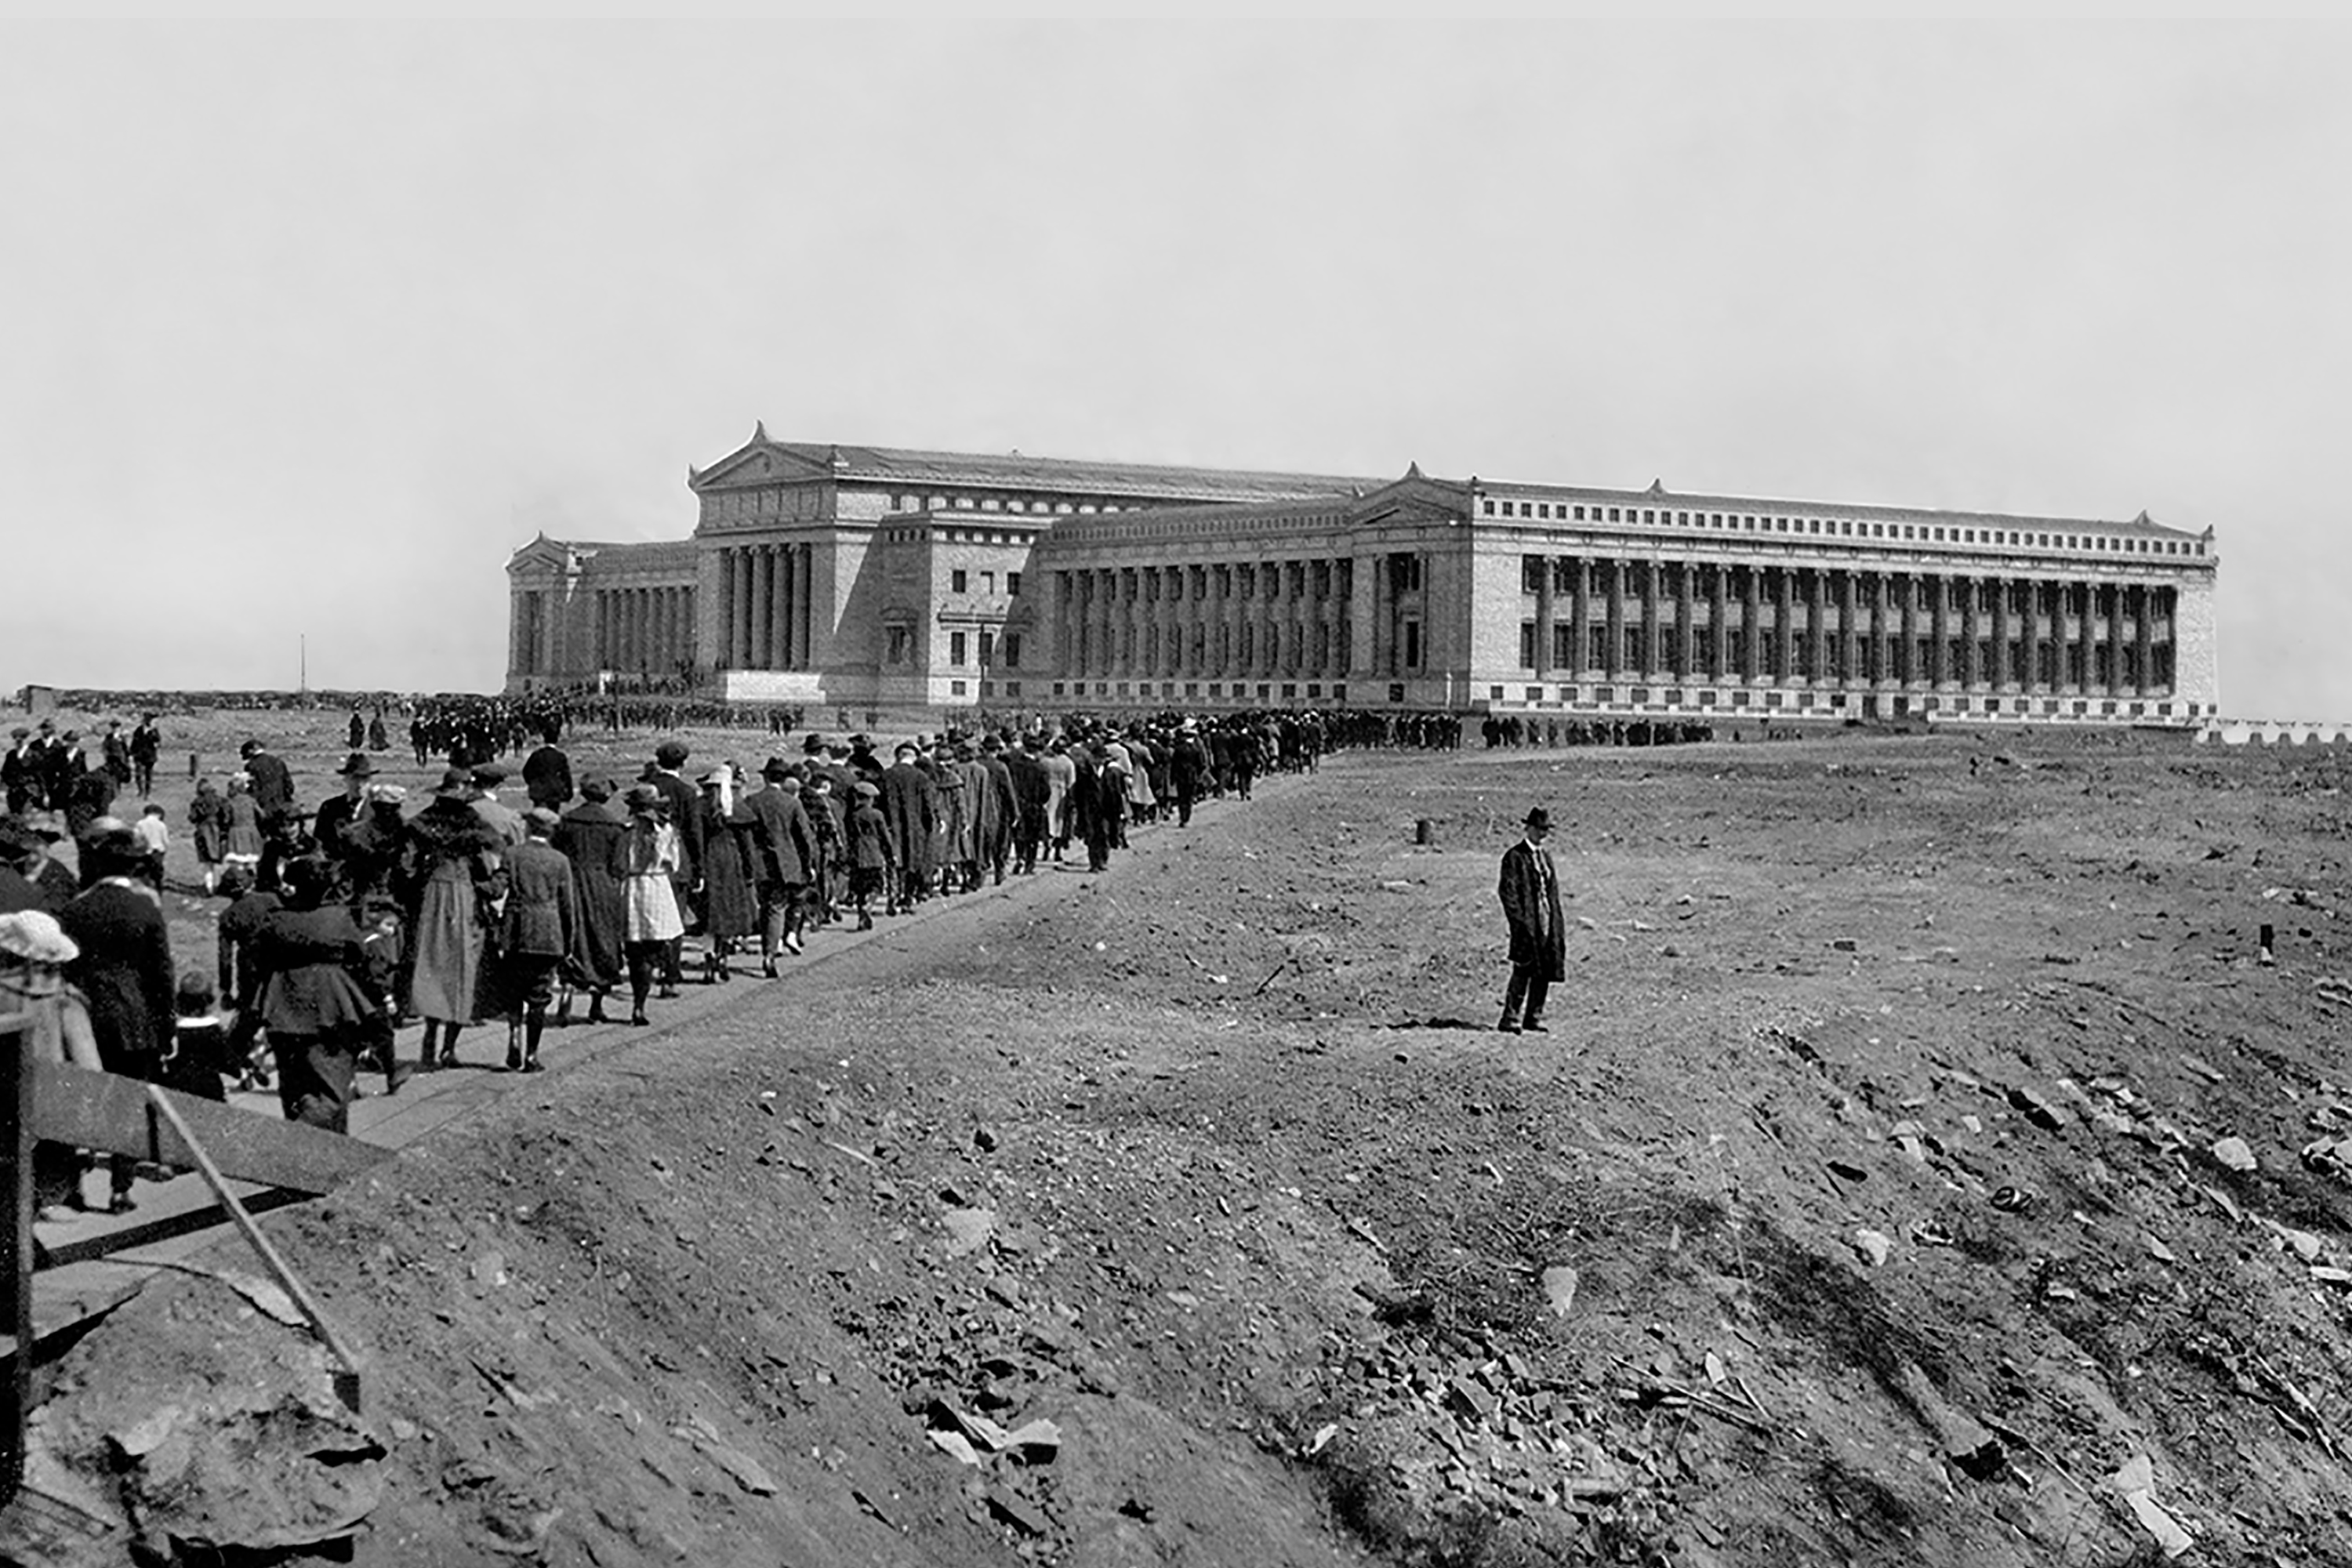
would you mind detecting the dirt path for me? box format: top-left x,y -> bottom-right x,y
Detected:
25,732 -> 2352,1566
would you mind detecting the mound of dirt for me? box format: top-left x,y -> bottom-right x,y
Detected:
25,732 -> 2352,1566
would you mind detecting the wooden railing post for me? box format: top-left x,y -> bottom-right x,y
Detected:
0,1011 -> 33,1510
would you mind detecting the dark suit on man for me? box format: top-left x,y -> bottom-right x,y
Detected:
1497,835 -> 1566,1032
244,750 -> 295,829
523,744 -> 575,811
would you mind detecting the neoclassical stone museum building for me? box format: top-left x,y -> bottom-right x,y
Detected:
505,429 -> 2220,726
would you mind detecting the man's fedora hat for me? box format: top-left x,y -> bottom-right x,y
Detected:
336,753 -> 376,777
1524,807 -> 1554,831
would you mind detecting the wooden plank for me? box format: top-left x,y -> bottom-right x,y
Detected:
2,1014 -> 31,1508
146,1087 -> 361,1412
31,1062 -> 386,1197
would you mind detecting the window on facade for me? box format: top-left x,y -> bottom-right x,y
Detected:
1482,500 -> 1496,516
978,630 -> 995,667
949,632 -> 967,666
1004,633 -> 1022,669
982,571 -> 996,593
1519,622 -> 1537,669
950,569 -> 967,593
1607,507 -> 1621,522
1007,572 -> 1022,597
950,680 -> 967,695
887,627 -> 910,664
1403,620 -> 1423,669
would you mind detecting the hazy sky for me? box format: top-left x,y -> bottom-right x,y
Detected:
3,22 -> 2344,716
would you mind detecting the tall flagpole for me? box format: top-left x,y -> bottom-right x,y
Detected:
299,633 -> 307,697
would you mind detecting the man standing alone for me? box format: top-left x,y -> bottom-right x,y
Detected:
1497,807 -> 1564,1035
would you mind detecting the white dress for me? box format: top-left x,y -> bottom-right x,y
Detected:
620,820 -> 684,943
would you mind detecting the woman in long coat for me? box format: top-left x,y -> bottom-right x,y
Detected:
933,760 -> 971,895
553,779 -> 626,1022
692,767 -> 757,982
401,768 -> 503,1070
616,784 -> 684,1024
243,855 -> 387,1129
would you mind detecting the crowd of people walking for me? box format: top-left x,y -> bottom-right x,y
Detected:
1,702 -> 1377,1221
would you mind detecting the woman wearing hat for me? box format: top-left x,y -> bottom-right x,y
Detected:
692,765 -> 757,983
553,779 -> 627,1023
616,783 -> 684,1024
0,910 -> 105,1216
401,767 -> 506,1071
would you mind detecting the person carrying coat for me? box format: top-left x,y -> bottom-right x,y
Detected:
1497,806 -> 1566,1035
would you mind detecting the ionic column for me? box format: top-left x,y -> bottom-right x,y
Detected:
2136,583 -> 2154,691
1640,561 -> 1662,677
726,553 -> 748,671
1923,575 -> 1944,687
1707,564 -> 1729,681
1731,566 -> 1750,681
778,544 -> 797,670
1773,567 -> 1795,683
1602,561 -> 1625,677
1568,557 -> 1592,681
1674,562 -> 1695,680
1806,569 -> 1828,684
767,545 -> 786,667
1534,556 -> 1555,677
1991,577 -> 2011,690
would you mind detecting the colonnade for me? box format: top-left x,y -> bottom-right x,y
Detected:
716,542 -> 815,671
1052,557 -> 1361,685
594,585 -> 695,676
1523,557 -> 2178,697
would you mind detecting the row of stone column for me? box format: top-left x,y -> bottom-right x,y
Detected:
717,543 -> 814,671
1054,558 -> 1357,683
1526,559 -> 2177,695
510,591 -> 547,676
596,586 -> 694,675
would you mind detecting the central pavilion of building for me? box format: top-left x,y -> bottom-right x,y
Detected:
505,428 -> 2220,726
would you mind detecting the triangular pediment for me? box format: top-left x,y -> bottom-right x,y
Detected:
691,437 -> 837,493
1345,470 -> 1474,528
505,534 -> 574,575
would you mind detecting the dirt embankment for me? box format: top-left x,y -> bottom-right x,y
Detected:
26,731 -> 2352,1566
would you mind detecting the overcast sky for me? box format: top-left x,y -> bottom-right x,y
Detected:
2,22 -> 2343,717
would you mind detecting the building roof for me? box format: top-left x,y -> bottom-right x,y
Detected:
697,430 -> 1379,506
1472,475 -> 2206,542
505,535 -> 700,575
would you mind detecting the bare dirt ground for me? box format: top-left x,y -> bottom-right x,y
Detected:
21,722 -> 2352,1566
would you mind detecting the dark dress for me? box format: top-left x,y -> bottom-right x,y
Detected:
693,795 -> 758,943
554,801 -> 627,990
58,879 -> 175,1081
